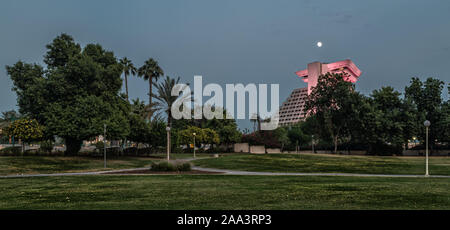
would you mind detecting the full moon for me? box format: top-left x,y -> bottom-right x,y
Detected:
317,41 -> 323,47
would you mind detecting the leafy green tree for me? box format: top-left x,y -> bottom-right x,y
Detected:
203,128 -> 220,146
148,117 -> 167,148
218,125 -> 242,145
177,126 -> 219,148
4,118 -> 44,153
345,93 -> 381,151
286,122 -> 311,150
138,58 -> 164,120
6,34 -> 130,155
405,77 -> 445,150
44,33 -> 81,68
6,62 -> 46,122
398,98 -> 420,149
128,113 -> 151,145
129,99 -> 169,150
201,108 -> 241,147
437,101 -> 450,144
120,57 -> 137,101
273,127 -> 290,150
349,87 -> 417,154
0,111 -> 21,139
178,126 -> 205,148
304,72 -> 357,153
370,87 -> 405,147
170,105 -> 241,147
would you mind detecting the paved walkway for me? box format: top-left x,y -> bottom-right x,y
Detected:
1,156 -> 450,179
2,166 -> 449,178
192,166 -> 450,178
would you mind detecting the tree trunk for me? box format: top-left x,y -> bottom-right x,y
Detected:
125,74 -> 129,101
167,111 -> 172,128
65,138 -> 82,156
333,136 -> 338,154
147,77 -> 153,121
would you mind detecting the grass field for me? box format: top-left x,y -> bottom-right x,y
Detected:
0,154 -> 214,176
1,175 -> 449,209
193,153 -> 450,175
0,156 -> 155,176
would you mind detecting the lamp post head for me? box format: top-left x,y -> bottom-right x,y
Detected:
424,120 -> 431,127
166,127 -> 171,132
193,132 -> 196,136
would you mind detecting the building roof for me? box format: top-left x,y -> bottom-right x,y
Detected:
295,59 -> 362,82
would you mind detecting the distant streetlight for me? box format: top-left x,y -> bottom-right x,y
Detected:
166,126 -> 171,161
311,135 -> 315,153
193,132 -> 196,158
424,120 -> 430,177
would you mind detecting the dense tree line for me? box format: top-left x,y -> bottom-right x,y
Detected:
4,34 -> 242,155
283,73 -> 449,155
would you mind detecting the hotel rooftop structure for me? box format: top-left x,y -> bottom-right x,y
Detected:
278,59 -> 362,126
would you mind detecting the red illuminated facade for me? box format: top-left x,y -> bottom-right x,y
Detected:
279,59 -> 362,126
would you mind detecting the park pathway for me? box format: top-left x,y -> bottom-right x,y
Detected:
191,166 -> 450,178
1,157 -> 450,178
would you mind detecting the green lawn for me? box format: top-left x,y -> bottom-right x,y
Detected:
193,153 -> 450,175
0,154 -> 216,176
1,175 -> 449,209
0,156 -> 155,176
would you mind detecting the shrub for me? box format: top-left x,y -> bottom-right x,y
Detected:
172,146 -> 184,154
150,162 -> 191,172
40,140 -> 54,154
368,142 -> 403,156
0,146 -> 22,155
242,131 -> 281,148
106,147 -> 121,156
95,141 -> 105,151
177,162 -> 192,171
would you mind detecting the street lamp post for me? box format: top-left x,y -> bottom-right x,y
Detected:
424,120 -> 430,177
166,126 -> 171,162
311,135 -> 315,154
193,132 -> 196,158
104,124 -> 107,168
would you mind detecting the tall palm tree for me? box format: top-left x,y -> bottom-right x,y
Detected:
137,58 -> 164,120
153,76 -> 191,127
119,57 -> 136,101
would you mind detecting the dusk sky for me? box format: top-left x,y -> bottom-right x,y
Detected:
1,0 -> 449,129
